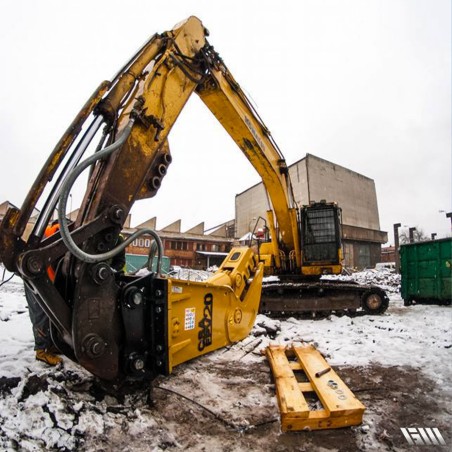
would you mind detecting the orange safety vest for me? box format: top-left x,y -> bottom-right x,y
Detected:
44,223 -> 60,282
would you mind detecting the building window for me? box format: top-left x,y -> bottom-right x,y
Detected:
358,244 -> 371,269
169,240 -> 190,250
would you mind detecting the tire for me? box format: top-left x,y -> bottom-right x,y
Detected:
361,289 -> 389,315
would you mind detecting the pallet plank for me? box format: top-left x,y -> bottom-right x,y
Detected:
293,345 -> 365,417
266,344 -> 365,431
266,346 -> 310,416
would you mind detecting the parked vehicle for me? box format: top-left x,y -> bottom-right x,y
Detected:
375,262 -> 396,272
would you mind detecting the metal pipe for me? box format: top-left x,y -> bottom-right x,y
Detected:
409,227 -> 416,243
15,82 -> 109,237
33,115 -> 104,238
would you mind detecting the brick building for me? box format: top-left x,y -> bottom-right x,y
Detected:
123,217 -> 235,269
0,201 -> 235,271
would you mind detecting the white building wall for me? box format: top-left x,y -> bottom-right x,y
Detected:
294,154 -> 380,230
235,183 -> 269,236
236,153 -> 381,237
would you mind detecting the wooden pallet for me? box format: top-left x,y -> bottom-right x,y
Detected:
266,344 -> 365,432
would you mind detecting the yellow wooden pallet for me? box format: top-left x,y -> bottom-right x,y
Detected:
266,344 -> 365,432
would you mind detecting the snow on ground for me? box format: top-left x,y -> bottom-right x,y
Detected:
0,266 -> 451,450
322,268 -> 402,295
252,299 -> 451,383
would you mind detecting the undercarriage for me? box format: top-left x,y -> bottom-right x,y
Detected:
260,277 -> 389,315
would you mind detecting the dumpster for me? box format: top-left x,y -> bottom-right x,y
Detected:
400,237 -> 452,305
125,254 -> 170,274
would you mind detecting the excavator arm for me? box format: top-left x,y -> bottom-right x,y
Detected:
195,46 -> 301,267
0,16 -> 303,382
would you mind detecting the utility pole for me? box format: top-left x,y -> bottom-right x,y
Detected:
394,223 -> 402,273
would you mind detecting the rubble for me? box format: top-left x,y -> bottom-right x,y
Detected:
322,268 -> 401,294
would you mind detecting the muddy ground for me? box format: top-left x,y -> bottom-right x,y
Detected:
0,277 -> 450,451
1,351 -> 450,452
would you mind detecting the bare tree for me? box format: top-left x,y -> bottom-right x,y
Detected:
399,227 -> 429,244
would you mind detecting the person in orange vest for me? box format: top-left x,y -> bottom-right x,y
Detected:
24,221 -> 62,366
24,285 -> 62,366
25,223 -> 126,366
44,221 -> 60,281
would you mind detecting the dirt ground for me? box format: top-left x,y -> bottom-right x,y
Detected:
2,350 -> 450,452
0,278 -> 450,451
127,358 -> 452,452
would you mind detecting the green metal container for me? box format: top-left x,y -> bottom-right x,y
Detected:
400,238 -> 452,305
125,253 -> 171,274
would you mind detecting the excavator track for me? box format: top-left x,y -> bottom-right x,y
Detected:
260,278 -> 389,316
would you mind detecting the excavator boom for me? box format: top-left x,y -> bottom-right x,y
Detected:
0,16 -> 388,382
0,17 -> 267,382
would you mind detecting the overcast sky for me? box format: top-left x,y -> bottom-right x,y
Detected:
0,0 -> 450,244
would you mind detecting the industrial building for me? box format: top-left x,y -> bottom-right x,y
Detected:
123,218 -> 235,271
235,154 -> 387,269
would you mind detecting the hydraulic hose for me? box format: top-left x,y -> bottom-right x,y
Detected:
57,118 -> 163,273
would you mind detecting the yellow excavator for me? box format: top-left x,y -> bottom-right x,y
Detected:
0,17 -> 387,383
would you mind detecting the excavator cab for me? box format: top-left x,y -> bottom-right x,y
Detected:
299,201 -> 343,276
250,202 -> 342,278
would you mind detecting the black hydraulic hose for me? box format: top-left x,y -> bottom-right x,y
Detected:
169,54 -> 207,84
145,234 -> 164,274
0,273 -> 15,289
146,240 -> 158,272
57,118 -> 163,273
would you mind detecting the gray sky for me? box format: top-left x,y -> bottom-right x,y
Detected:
0,0 -> 450,244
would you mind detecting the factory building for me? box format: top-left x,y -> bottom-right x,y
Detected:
122,218 -> 235,271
